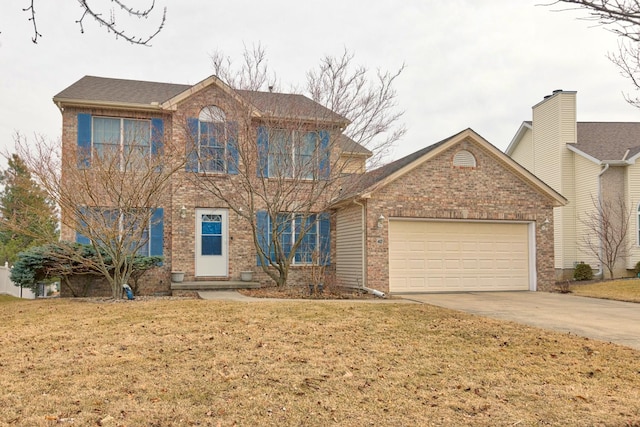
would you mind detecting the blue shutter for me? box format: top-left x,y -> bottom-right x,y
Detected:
150,208 -> 164,256
319,212 -> 330,266
75,207 -> 90,244
77,113 -> 92,168
186,118 -> 199,172
256,126 -> 269,177
256,210 -> 269,266
227,121 -> 239,174
318,130 -> 330,180
151,118 -> 164,157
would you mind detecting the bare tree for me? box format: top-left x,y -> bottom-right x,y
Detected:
14,121 -> 183,298
547,1 -> 640,106
187,47 -> 405,287
14,0 -> 166,45
307,48 -> 406,167
579,195 -> 632,279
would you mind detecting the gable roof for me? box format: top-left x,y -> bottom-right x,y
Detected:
569,122 -> 640,162
336,128 -> 566,207
53,75 -> 349,125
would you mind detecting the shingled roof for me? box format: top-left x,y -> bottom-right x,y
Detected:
53,76 -> 191,105
53,75 -> 348,124
570,122 -> 640,161
335,130 -> 459,202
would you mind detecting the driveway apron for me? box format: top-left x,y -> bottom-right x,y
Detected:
404,291 -> 640,350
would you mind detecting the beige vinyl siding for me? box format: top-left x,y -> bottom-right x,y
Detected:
509,127 -> 534,171
336,203 -> 365,288
532,92 -> 577,269
573,154 -> 601,267
627,164 -> 640,269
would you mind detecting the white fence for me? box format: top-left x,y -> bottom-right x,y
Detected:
0,263 -> 35,299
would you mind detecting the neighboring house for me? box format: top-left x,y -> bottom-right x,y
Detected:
53,75 -> 564,296
506,90 -> 640,279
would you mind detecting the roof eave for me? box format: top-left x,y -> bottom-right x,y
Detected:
355,128 -> 568,207
505,121 -> 532,155
52,97 -> 165,112
566,144 -> 631,166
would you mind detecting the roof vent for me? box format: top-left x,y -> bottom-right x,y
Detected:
552,89 -> 563,94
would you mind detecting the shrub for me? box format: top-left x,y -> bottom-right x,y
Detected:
634,260 -> 640,278
573,262 -> 594,281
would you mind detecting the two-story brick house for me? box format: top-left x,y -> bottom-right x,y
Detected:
54,75 -> 565,296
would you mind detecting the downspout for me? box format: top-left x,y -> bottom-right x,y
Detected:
353,199 -> 386,298
595,163 -> 610,279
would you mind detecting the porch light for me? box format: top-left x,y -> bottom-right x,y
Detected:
180,205 -> 187,219
377,214 -> 385,229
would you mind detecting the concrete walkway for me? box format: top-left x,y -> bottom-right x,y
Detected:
406,291 -> 640,350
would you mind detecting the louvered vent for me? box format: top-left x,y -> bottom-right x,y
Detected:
452,150 -> 476,167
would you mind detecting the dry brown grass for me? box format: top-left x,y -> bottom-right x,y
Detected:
571,278 -> 640,303
1,298 -> 640,426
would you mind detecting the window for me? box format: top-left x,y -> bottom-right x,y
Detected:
185,106 -> 239,174
76,207 -> 164,257
76,114 -> 163,169
256,211 -> 330,266
93,117 -> 151,168
257,127 -> 330,180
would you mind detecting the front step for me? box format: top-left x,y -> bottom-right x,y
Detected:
171,280 -> 261,291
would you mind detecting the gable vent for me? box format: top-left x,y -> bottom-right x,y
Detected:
452,150 -> 476,168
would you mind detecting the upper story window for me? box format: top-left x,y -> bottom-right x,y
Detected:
93,117 -> 151,168
257,127 -> 330,180
76,113 -> 164,170
185,106 -> 238,174
452,150 -> 477,168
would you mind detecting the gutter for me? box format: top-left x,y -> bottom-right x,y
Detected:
595,163 -> 610,279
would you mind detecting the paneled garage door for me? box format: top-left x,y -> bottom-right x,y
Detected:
389,220 -> 531,293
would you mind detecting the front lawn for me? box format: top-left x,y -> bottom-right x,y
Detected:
1,298 -> 639,426
570,278 -> 640,303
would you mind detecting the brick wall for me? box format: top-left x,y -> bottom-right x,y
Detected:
363,139 -> 557,293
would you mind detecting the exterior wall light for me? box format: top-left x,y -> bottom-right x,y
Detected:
180,205 -> 187,219
377,214 -> 385,229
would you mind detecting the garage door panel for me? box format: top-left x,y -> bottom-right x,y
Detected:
389,220 -> 530,293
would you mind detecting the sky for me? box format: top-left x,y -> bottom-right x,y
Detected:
1,0 -> 640,165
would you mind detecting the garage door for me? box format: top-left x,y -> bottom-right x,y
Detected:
389,220 -> 530,293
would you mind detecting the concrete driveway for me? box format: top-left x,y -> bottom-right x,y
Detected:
405,292 -> 640,350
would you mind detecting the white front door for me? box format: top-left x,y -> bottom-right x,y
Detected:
195,209 -> 228,277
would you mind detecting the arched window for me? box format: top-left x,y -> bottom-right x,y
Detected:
452,149 -> 476,168
199,105 -> 226,123
186,106 -> 238,174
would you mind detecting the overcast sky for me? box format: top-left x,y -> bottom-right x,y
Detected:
1,0 -> 639,164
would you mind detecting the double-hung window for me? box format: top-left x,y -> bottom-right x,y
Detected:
185,106 -> 239,174
92,117 -> 151,169
256,211 -> 330,266
257,127 -> 330,180
76,114 -> 163,170
76,207 -> 164,257
267,130 -> 319,179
